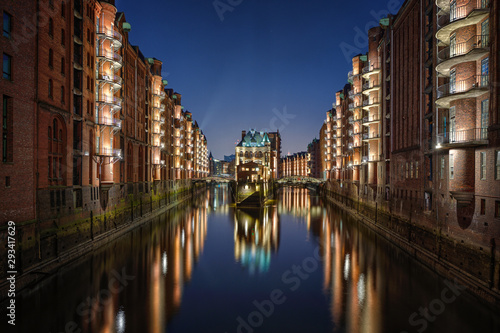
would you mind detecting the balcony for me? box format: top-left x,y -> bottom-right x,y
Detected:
348,116 -> 354,124
436,128 -> 488,149
436,75 -> 489,107
153,160 -> 166,167
362,114 -> 381,125
95,117 -> 121,129
96,49 -> 122,69
363,132 -> 381,141
96,147 -> 122,158
362,62 -> 381,78
436,35 -> 489,76
362,81 -> 381,94
97,73 -> 122,89
348,103 -> 354,110
96,27 -> 123,48
348,71 -> 354,82
96,95 -> 122,110
362,155 -> 381,163
362,98 -> 380,110
348,90 -> 354,98
436,0 -> 490,45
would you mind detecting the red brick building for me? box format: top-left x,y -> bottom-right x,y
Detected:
0,0 -> 209,276
321,0 -> 499,294
0,0 -> 37,224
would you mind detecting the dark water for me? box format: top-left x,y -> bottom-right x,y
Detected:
2,185 -> 500,333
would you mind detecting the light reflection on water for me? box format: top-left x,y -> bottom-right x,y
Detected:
4,185 -> 500,333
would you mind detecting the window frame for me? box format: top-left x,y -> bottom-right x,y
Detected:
3,11 -> 12,38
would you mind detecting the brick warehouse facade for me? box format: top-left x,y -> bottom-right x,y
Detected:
0,0 -> 209,282
319,0 -> 500,301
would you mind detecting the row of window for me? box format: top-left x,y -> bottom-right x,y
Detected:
440,151 -> 500,180
479,198 -> 500,218
48,49 -> 66,75
48,79 -> 66,104
400,161 -> 419,180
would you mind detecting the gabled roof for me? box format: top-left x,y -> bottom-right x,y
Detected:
237,129 -> 271,147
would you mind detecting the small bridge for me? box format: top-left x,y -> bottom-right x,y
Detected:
277,176 -> 324,185
194,176 -> 233,183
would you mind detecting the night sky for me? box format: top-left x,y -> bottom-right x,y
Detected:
115,0 -> 403,159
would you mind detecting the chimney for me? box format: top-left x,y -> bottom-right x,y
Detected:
242,130 -> 246,140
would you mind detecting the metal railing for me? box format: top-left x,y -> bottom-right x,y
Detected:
96,147 -> 122,157
96,95 -> 122,107
95,117 -> 121,128
450,0 -> 490,23
96,27 -> 123,44
96,49 -> 122,65
436,128 -> 488,145
362,115 -> 380,123
363,133 -> 381,140
437,75 -> 489,99
362,62 -> 381,74
438,35 -> 489,63
97,73 -> 122,86
363,98 -> 379,106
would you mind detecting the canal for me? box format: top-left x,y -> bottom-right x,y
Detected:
3,185 -> 500,332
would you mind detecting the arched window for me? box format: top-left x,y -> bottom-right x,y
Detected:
49,79 -> 53,98
48,49 -> 53,68
53,119 -> 58,139
49,18 -> 54,37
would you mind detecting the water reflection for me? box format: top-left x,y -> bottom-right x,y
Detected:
5,185 -> 500,333
233,207 -> 280,275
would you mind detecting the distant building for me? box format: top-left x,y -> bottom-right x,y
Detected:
224,154 -> 236,162
307,139 -> 321,178
281,152 -> 311,177
235,129 -> 281,181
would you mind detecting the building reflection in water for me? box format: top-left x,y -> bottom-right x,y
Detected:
80,190 -> 210,333
279,187 -> 383,332
233,206 -> 280,275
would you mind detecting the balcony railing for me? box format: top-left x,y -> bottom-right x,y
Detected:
438,35 -> 489,63
348,71 -> 353,81
362,62 -> 381,75
95,117 -> 121,128
96,95 -> 122,108
363,98 -> 379,107
96,147 -> 122,158
348,103 -> 354,110
363,133 -> 381,140
362,155 -> 381,163
363,82 -> 381,90
436,128 -> 488,146
450,0 -> 490,23
437,75 -> 489,99
97,73 -> 123,87
96,49 -> 122,67
348,90 -> 354,98
348,116 -> 354,124
362,115 -> 380,123
96,27 -> 123,46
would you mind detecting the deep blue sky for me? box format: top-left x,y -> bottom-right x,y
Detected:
115,0 -> 403,159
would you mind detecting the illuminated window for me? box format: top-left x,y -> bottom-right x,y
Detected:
480,152 -> 486,180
